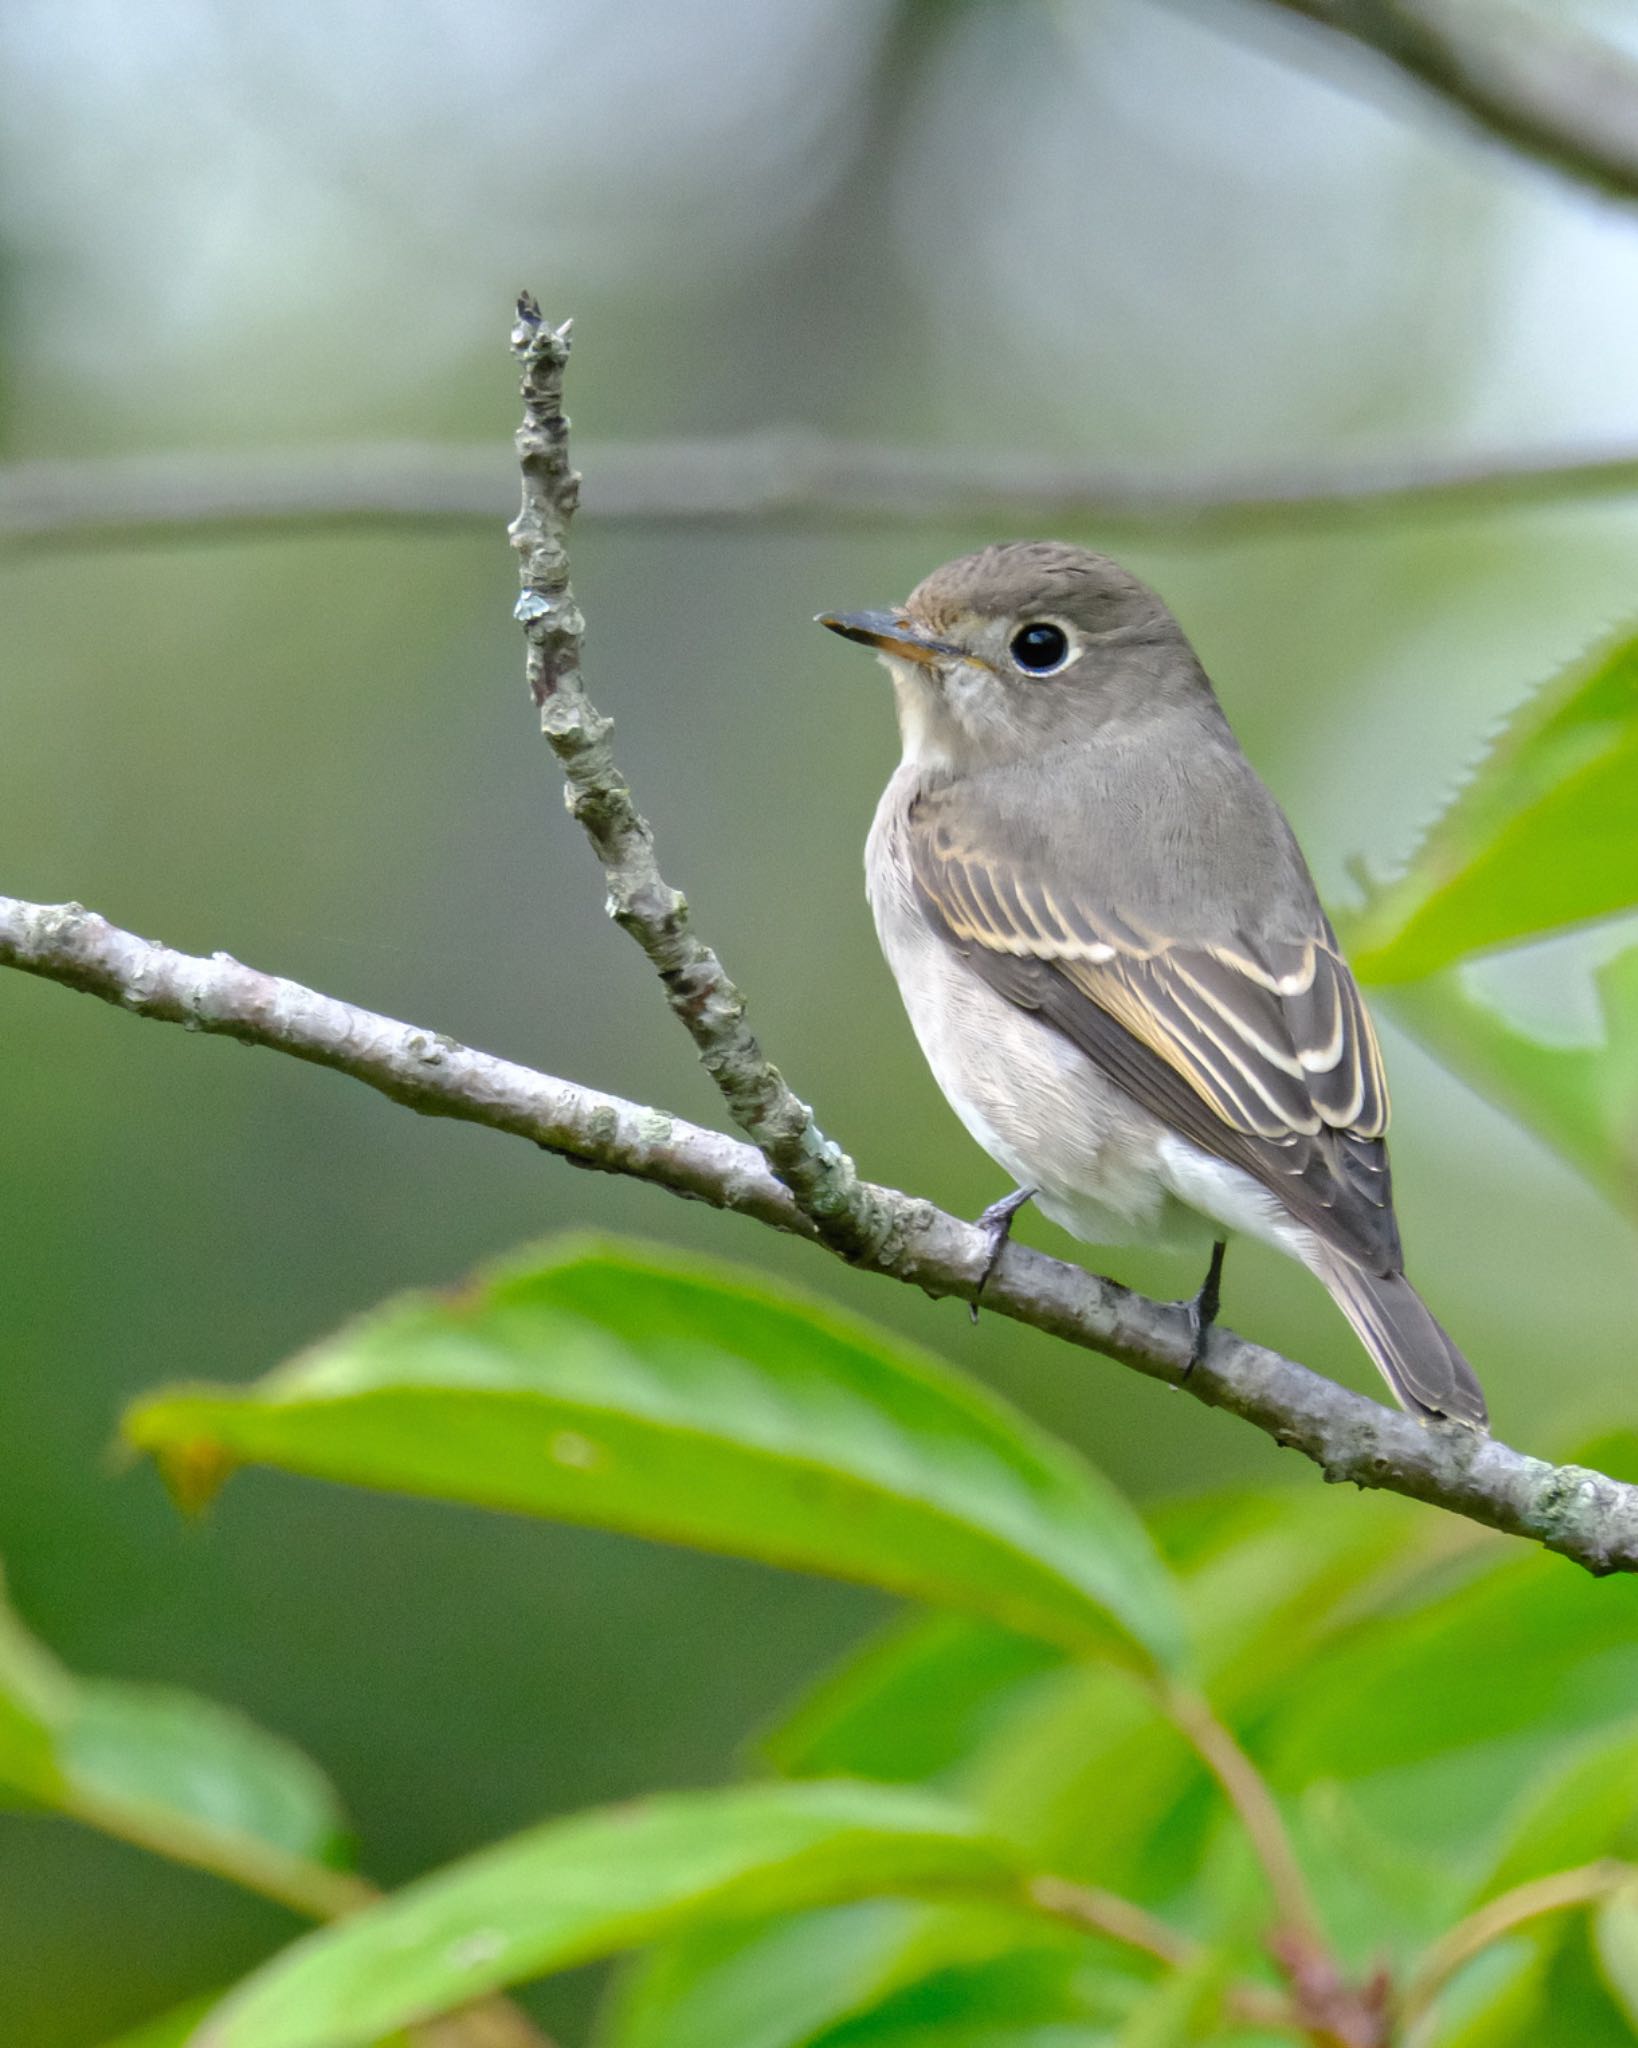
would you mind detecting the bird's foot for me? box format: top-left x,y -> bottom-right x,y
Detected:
970,1186 -> 1036,1323
1182,1240 -> 1228,1378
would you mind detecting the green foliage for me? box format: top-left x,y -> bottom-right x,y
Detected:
1386,950 -> 1638,1210
0,1565 -> 351,1889
192,1782 -> 1030,2048
18,615 -> 1638,2044
33,1227 -> 1617,2042
1342,627 -> 1638,1211
1597,1887 -> 1638,2029
94,1998 -> 223,2048
124,1238 -> 1186,1675
1349,629 -> 1638,981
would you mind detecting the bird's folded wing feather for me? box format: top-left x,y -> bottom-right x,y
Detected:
907,798 -> 1401,1272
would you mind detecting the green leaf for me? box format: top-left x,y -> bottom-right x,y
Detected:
811,1951 -> 1138,2046
93,1998 -> 222,2048
62,1681 -> 353,1866
1384,946 -> 1638,1211
954,1485 -> 1431,1903
612,1485 -> 1445,2048
1476,1719 -> 1638,1899
93,2005 -> 419,2048
1266,1550 -> 1638,1808
821,2016 -> 1113,2048
1113,1946 -> 1233,2048
671,1488 -> 1427,2048
0,1565 -> 351,1893
1291,1778 -> 1459,1959
1539,1923 -> 1638,2047
1348,629 -> 1638,980
761,1616 -> 1065,1786
601,1905 -> 926,2048
126,1237 -> 1187,1674
1594,1885 -> 1638,2029
189,1781 -> 1033,2048
0,1569 -> 72,1802
1415,1942 -> 1549,2048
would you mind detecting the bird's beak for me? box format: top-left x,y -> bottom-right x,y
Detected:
816,610 -> 962,666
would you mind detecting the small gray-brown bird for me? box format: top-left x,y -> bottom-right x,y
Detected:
820,541 -> 1487,1429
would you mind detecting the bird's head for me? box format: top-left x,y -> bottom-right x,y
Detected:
819,541 -> 1205,774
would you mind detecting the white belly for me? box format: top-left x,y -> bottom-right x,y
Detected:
865,773 -> 1316,1268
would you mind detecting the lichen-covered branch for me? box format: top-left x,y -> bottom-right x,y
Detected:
1245,0 -> 1638,205
5,889 -> 1638,1579
0,898 -> 809,1238
15,434 -> 1638,552
507,297 -> 893,1261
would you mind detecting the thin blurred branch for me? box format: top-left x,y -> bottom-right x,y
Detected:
12,433 -> 1638,553
1400,1858 -> 1635,2032
7,888 -> 1638,1581
1160,1685 -> 1326,1950
1028,1877 -> 1296,2028
1236,0 -> 1638,204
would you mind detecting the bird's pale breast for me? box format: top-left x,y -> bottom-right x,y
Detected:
865,765 -> 1314,1264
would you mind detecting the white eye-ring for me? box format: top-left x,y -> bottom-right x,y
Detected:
1008,619 -> 1074,677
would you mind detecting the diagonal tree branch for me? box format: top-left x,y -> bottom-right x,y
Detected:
5,888 -> 1638,1579
1233,0 -> 1638,205
13,435 -> 1638,553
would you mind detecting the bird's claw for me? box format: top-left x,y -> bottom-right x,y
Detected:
970,1186 -> 1036,1323
1181,1239 -> 1228,1379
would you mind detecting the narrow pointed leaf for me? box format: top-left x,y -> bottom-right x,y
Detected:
190,1781 -> 1031,2048
125,1238 -> 1187,1672
1348,631 -> 1638,980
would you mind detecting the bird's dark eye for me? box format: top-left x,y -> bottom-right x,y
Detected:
1008,621 -> 1070,675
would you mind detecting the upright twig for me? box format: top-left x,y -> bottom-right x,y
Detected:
507,296 -> 894,1261
1160,1685 -> 1324,1952
1156,1687 -> 1393,2044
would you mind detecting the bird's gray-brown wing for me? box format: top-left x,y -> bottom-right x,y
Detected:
906,795 -> 1401,1273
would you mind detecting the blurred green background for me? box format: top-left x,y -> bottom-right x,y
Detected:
2,1 -> 1636,2039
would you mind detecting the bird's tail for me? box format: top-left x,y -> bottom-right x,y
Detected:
1314,1254 -> 1489,1430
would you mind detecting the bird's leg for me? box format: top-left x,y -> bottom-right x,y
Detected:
1184,1239 -> 1228,1375
970,1185 -> 1036,1323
